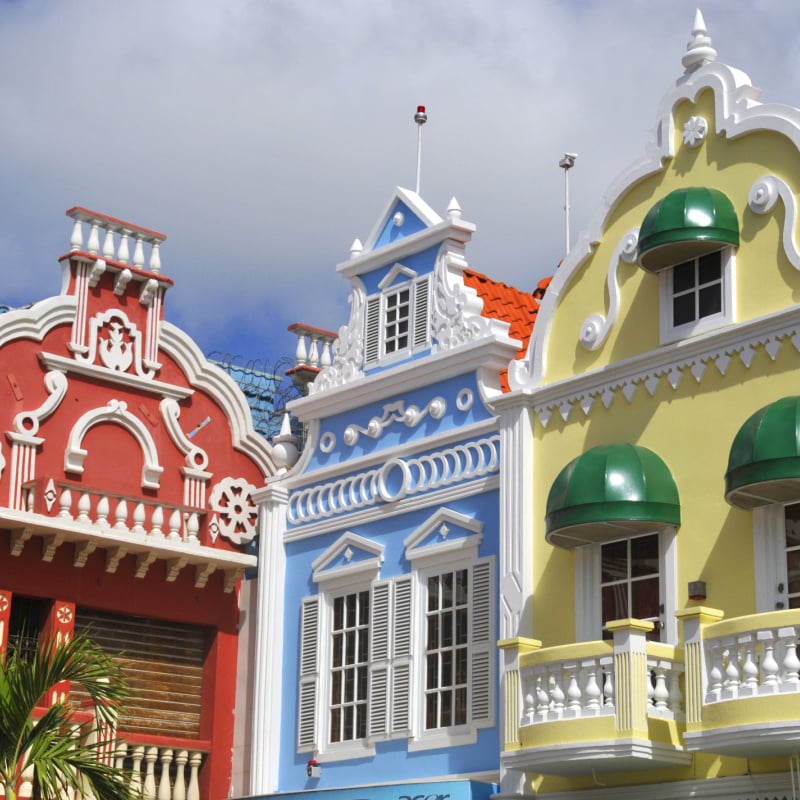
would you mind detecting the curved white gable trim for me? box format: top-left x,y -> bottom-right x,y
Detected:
0,296 -> 77,347
64,399 -> 164,489
159,322 -> 275,479
510,55 -> 800,391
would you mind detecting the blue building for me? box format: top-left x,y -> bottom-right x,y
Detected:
249,187 -> 542,800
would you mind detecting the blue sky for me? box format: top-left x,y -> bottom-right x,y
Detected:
1,1 -> 800,367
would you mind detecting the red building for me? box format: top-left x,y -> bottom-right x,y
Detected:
0,207 -> 276,800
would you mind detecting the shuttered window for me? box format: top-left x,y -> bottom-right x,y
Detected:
74,609 -> 206,740
363,276 -> 431,367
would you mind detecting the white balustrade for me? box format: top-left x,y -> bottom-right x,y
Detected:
703,624 -> 800,703
119,743 -> 205,800
68,206 -> 165,274
288,323 -> 337,369
646,655 -> 685,719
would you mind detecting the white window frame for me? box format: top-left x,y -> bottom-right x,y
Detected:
404,512 -> 495,752
659,247 -> 735,344
575,527 -> 677,644
364,263 -> 431,369
753,503 -> 800,613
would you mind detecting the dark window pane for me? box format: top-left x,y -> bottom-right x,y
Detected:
698,252 -> 721,283
698,285 -> 722,318
442,572 -> 453,608
333,597 -> 343,629
427,653 -> 438,687
631,534 -> 659,577
631,576 -> 660,620
455,647 -> 468,683
673,261 -> 696,292
787,504 -> 800,547
456,608 -> 469,644
426,693 -> 437,729
442,611 -> 453,647
357,666 -> 368,700
603,583 -> 627,623
456,570 -> 469,605
344,705 -> 353,735
673,292 -> 696,326
441,650 -> 453,686
441,689 -> 452,727
359,592 -> 369,623
427,615 -> 439,649
455,687 -> 468,725
332,633 -> 342,667
331,673 -> 341,704
344,669 -> 354,702
601,539 -> 627,582
330,708 -> 341,742
788,550 -> 800,595
428,576 -> 439,611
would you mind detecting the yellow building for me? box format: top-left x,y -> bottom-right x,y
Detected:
499,11 -> 800,800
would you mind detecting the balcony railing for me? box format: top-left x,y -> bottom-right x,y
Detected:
114,740 -> 207,800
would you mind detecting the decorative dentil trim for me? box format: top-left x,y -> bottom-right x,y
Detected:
64,399 -> 164,489
748,175 -> 800,270
309,277 -> 366,394
579,229 -> 639,351
287,433 -> 500,526
12,370 -> 68,436
343,396 -> 446,447
160,398 -> 210,470
533,308 -> 800,428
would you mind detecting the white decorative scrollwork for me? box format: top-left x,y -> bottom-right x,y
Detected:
431,248 -> 494,349
343,396 -> 446,447
579,228 -> 639,351
160,398 -> 210,470
310,279 -> 366,394
749,175 -> 800,271
208,477 -> 258,545
74,309 -> 156,379
682,115 -> 708,147
288,434 -> 500,525
13,370 -> 68,436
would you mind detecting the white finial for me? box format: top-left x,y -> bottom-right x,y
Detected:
446,197 -> 462,221
682,9 -> 717,72
272,412 -> 299,473
350,238 -> 363,259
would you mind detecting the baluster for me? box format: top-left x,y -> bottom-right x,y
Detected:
58,488 -> 73,519
133,236 -> 145,268
173,749 -> 188,800
741,637 -> 758,689
77,492 -> 92,523
114,499 -> 129,531
708,640 -> 724,696
132,502 -> 146,535
646,668 -> 655,707
102,228 -> 116,259
522,689 -> 536,723
114,741 -> 128,772
668,668 -> 682,714
584,660 -> 602,709
70,219 -> 84,251
143,746 -> 158,799
187,752 -> 202,800
150,242 -> 162,274
603,666 -> 615,707
168,508 -> 182,541
158,749 -> 173,800
308,336 -> 320,368
760,633 -> 780,686
535,673 -> 549,716
565,666 -> 582,712
320,338 -> 333,368
653,665 -> 670,710
295,331 -> 309,365
96,495 -> 110,528
781,629 -> 800,683
724,645 -> 741,692
150,506 -> 164,538
186,513 -> 199,546
87,222 -> 100,254
550,670 -> 565,713
130,745 -> 144,797
118,232 -> 130,264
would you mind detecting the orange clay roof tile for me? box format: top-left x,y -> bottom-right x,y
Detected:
462,268 -> 550,392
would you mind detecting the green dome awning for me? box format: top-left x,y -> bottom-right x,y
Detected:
726,397 -> 800,509
637,187 -> 739,272
546,444 -> 681,549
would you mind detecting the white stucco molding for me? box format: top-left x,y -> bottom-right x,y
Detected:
748,175 -> 800,270
64,399 -> 164,489
510,55 -> 800,392
160,397 -> 209,470
12,370 -> 68,437
0,296 -> 77,347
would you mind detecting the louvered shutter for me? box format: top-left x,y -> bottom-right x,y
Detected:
297,596 -> 321,752
412,276 -> 430,349
390,576 -> 413,736
368,580 -> 391,739
364,295 -> 382,365
469,560 -> 493,725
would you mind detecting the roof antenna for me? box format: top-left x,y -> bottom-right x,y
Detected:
559,152 -> 577,255
414,105 -> 427,194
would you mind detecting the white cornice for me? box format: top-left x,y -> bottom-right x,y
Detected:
0,297 -> 76,346
530,305 -> 800,428
289,337 -> 518,422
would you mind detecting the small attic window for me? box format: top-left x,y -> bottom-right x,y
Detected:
364,264 -> 430,367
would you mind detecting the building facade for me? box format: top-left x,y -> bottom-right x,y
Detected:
0,206 -> 276,800
501,12 -> 800,800
251,188 -> 542,800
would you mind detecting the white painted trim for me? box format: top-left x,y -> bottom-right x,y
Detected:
661,526 -> 678,644
574,545 -> 600,642
0,296 -> 77,347
360,186 -> 444,254
683,719 -> 800,756
754,503 -> 788,612
312,531 -> 384,588
404,507 -> 483,551
378,261 -> 418,289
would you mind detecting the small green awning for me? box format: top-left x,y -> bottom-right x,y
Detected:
637,187 -> 739,272
546,444 -> 681,549
726,397 -> 800,509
